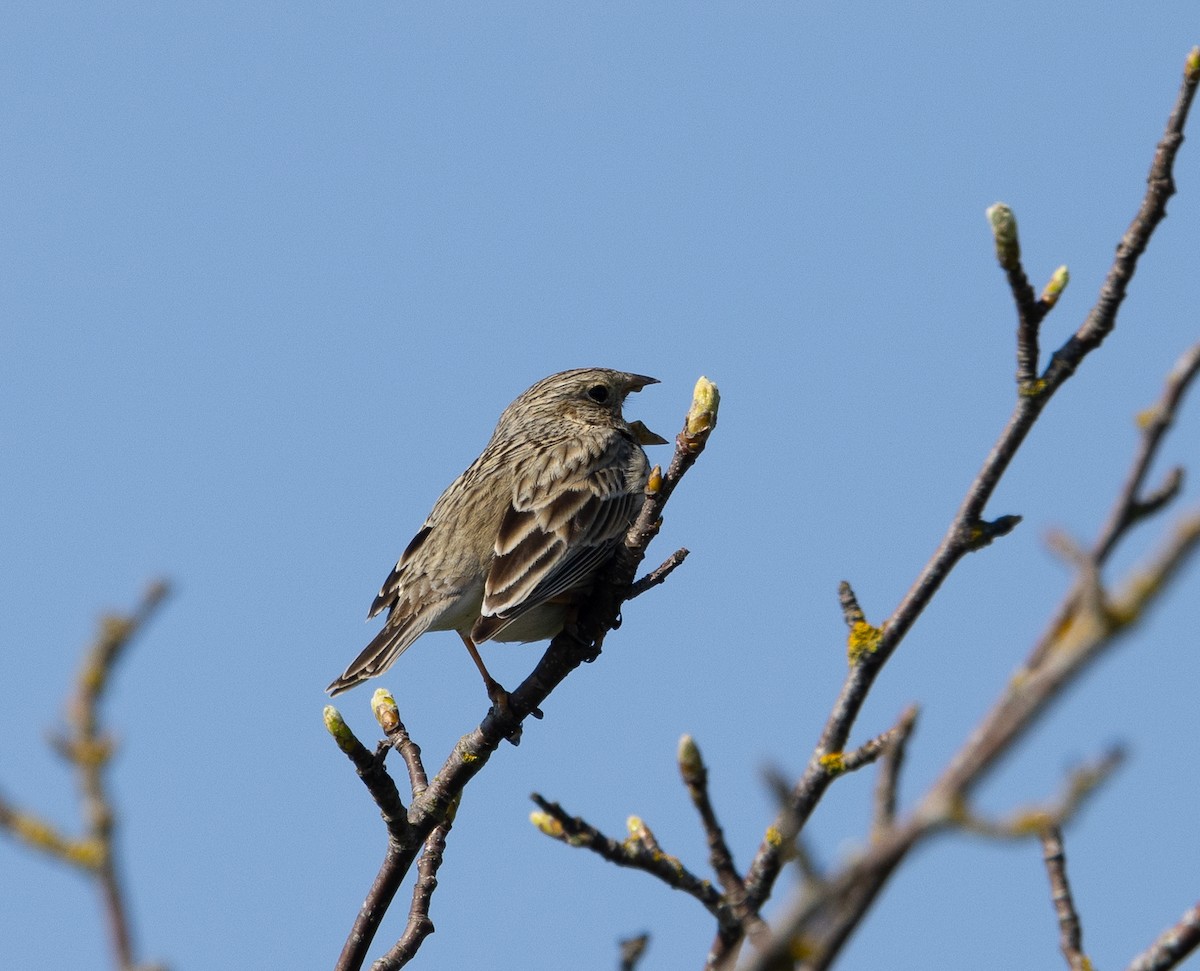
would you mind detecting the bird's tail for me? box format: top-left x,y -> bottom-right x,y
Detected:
326,616 -> 428,696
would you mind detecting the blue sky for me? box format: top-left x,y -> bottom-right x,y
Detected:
3,4 -> 1199,969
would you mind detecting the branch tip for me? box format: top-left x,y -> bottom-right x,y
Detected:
986,202 -> 1021,269
677,734 -> 703,780
323,705 -> 352,745
529,811 -> 564,839
619,933 -> 651,971
371,689 -> 400,733
629,547 -> 690,599
684,376 -> 720,446
837,580 -> 865,627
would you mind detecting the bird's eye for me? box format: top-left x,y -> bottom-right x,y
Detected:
586,385 -> 609,403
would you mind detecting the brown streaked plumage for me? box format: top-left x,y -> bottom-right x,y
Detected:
327,368 -> 665,702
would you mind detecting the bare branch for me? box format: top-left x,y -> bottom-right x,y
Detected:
835,715 -> 916,778
871,706 -> 919,838
629,547 -> 690,599
618,934 -> 651,971
730,54 -> 1200,964
1,581 -> 171,971
1126,901 -> 1200,971
836,580 -> 865,627
985,202 -> 1052,389
323,708 -> 408,842
528,794 -> 734,925
1039,827 -> 1089,971
1031,339 -> 1200,667
371,811 -> 456,970
960,749 -> 1125,840
373,691 -> 428,799
678,736 -> 742,901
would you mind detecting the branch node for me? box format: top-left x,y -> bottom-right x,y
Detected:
963,514 -> 1022,551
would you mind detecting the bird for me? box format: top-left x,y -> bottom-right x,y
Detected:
327,368 -> 667,709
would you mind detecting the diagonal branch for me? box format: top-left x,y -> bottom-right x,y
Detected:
1126,901 -> 1200,971
731,52 -> 1200,960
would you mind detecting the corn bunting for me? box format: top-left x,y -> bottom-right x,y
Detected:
327,368 -> 666,706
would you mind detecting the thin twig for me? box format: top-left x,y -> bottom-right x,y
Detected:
372,692 -> 428,799
618,934 -> 651,971
678,736 -> 743,901
323,709 -> 408,841
871,706 -> 919,838
529,793 -> 734,923
837,581 -> 866,627
835,718 -> 914,777
70,581 -> 170,971
629,548 -> 690,599
729,54 -> 1199,965
1030,339 -> 1200,668
371,812 -> 456,970
959,748 -> 1125,840
986,202 -> 1045,388
0,793 -> 105,869
0,581 -> 171,971
677,737 -> 767,946
1039,826 -> 1089,971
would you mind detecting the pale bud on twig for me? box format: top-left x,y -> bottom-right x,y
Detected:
986,203 -> 1021,270
1040,265 -> 1070,309
684,376 -> 720,448
371,688 -> 400,733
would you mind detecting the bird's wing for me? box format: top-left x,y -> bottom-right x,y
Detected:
472,447 -> 644,643
368,525 -> 433,620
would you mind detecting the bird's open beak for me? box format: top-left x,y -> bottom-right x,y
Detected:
628,419 -> 669,446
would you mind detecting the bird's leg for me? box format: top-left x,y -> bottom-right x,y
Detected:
457,630 -> 508,709
457,631 -> 543,722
